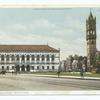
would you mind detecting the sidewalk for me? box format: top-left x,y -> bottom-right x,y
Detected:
32,74 -> 100,81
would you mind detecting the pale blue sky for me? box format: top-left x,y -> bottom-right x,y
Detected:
0,8 -> 100,60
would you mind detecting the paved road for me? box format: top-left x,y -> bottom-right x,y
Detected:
0,73 -> 100,91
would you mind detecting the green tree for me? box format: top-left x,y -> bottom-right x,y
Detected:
93,53 -> 100,73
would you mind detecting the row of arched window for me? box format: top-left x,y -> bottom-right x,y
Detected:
1,66 -> 55,70
0,54 -> 55,61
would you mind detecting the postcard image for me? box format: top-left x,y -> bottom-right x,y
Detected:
0,5 -> 99,95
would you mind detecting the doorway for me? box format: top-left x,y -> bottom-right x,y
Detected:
21,65 -> 25,72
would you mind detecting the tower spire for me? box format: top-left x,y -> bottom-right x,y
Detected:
89,8 -> 93,18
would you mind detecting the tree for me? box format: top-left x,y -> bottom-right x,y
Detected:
73,54 -> 78,60
93,52 -> 100,73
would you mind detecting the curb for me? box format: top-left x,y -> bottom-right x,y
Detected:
32,74 -> 100,81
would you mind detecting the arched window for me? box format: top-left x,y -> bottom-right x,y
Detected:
16,55 -> 20,61
21,55 -> 25,61
12,66 -> 14,69
7,66 -> 9,70
42,66 -> 44,69
31,55 -> 35,61
52,66 -> 55,70
51,55 -> 55,61
37,66 -> 39,70
47,66 -> 49,70
41,55 -> 45,61
11,55 -> 15,61
26,55 -> 30,61
1,55 -> 4,61
32,66 -> 34,70
46,55 -> 49,61
6,55 -> 9,61
2,66 -> 4,70
37,55 -> 40,61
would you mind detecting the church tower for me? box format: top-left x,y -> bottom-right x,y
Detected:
86,11 -> 97,69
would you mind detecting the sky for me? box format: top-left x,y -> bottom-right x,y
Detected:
0,8 -> 100,60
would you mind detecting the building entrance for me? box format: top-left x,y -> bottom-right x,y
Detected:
21,65 -> 25,72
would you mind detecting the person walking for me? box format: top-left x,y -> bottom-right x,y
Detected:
57,70 -> 61,78
80,66 -> 84,78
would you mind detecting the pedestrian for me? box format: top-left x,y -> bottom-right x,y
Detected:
80,67 -> 84,78
57,70 -> 60,78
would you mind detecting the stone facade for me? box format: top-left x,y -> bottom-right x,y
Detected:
0,45 -> 60,73
86,11 -> 97,69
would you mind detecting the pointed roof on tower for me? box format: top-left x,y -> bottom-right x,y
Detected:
88,10 -> 93,19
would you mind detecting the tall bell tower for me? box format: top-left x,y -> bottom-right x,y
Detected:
86,11 -> 97,69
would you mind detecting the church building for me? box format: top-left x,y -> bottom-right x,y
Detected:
86,11 -> 100,71
86,11 -> 97,69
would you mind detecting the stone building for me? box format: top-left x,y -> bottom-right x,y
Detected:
0,45 -> 60,73
86,11 -> 97,69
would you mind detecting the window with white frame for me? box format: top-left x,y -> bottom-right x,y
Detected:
16,55 -> 20,61
52,66 -> 55,70
32,66 -> 34,70
2,66 -> 4,70
47,66 -> 49,70
51,55 -> 55,61
26,55 -> 30,61
11,55 -> 15,61
12,66 -> 14,69
46,55 -> 50,61
21,55 -> 25,61
37,66 -> 39,70
1,55 -> 4,61
37,55 -> 40,61
6,55 -> 9,61
31,55 -> 35,61
41,55 -> 45,61
7,66 -> 9,70
42,66 -> 44,69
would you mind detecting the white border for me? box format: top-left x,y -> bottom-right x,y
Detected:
0,4 -> 100,8
0,91 -> 100,95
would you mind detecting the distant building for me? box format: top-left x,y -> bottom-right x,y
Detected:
0,45 -> 60,72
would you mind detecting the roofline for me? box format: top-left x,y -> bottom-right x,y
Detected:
0,44 -> 60,53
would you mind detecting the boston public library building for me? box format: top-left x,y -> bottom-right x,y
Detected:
0,45 -> 60,73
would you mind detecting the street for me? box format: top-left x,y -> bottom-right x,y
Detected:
0,73 -> 100,91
